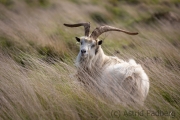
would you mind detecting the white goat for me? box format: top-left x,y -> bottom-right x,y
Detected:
64,23 -> 149,104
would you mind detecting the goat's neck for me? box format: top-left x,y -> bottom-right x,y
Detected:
91,46 -> 107,68
91,47 -> 122,69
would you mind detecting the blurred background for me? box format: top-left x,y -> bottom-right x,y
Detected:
0,0 -> 180,120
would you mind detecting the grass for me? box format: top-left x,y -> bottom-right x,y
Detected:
0,36 -> 13,48
0,0 -> 13,6
0,0 -> 180,120
25,0 -> 51,7
90,12 -> 109,24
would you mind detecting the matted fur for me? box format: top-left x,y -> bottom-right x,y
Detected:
75,37 -> 149,104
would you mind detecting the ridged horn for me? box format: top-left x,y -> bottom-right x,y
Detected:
90,25 -> 138,40
64,22 -> 90,36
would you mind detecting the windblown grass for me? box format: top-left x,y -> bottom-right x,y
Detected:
0,0 -> 180,120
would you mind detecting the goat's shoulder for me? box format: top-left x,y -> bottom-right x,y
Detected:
106,56 -> 124,65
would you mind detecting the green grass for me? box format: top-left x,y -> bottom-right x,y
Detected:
25,0 -> 51,7
0,36 -> 13,48
90,12 -> 109,24
0,0 -> 13,6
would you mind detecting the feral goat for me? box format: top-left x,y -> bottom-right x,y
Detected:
64,22 -> 149,104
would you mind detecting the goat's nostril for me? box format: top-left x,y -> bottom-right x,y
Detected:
81,49 -> 86,54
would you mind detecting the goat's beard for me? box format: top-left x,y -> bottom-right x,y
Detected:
76,51 -> 96,70
78,54 -> 93,69
80,54 -> 88,58
80,52 -> 94,59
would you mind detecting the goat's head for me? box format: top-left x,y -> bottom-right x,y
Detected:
64,22 -> 138,58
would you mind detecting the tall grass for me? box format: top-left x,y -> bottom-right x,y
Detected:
0,0 -> 180,119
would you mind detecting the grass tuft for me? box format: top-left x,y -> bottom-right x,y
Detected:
90,12 -> 109,24
25,0 -> 50,7
0,0 -> 13,6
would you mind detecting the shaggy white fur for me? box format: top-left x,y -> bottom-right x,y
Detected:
64,23 -> 149,104
75,37 -> 149,104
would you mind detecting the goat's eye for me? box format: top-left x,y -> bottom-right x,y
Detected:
80,42 -> 83,45
91,44 -> 95,48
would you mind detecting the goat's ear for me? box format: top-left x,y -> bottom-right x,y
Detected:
98,40 -> 103,45
75,37 -> 80,42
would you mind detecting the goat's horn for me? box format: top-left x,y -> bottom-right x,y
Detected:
90,25 -> 138,40
64,22 -> 90,36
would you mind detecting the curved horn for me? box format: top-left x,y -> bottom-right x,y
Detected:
90,25 -> 138,40
64,22 -> 90,36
